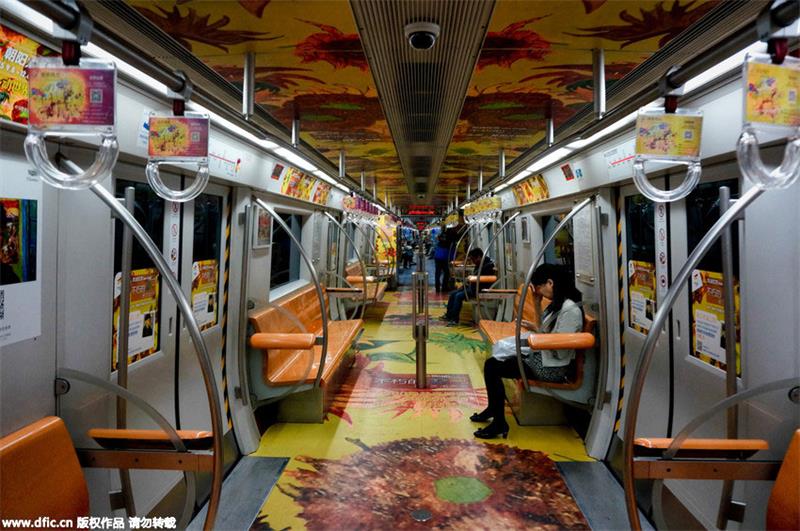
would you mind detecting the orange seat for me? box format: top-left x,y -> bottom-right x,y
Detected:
0,417 -> 89,522
634,437 -> 769,459
767,430 -> 800,530
526,315 -> 596,391
88,428 -> 214,451
249,285 -> 363,387
345,262 -> 387,303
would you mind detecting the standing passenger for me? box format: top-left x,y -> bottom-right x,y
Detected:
433,233 -> 451,293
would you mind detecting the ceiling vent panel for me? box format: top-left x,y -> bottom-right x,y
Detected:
351,0 -> 494,202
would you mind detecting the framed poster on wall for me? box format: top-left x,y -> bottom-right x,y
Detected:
253,206 -> 271,249
520,216 -> 530,244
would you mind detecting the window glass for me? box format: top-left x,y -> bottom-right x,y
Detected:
112,180 -> 164,370
542,214 -> 574,278
625,195 -> 656,334
326,220 -> 340,273
686,179 -> 741,376
192,194 -> 222,331
271,213 -> 302,289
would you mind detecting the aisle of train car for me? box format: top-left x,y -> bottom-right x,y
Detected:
248,259 -> 593,529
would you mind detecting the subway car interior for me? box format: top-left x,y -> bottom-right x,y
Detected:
1,0 -> 800,529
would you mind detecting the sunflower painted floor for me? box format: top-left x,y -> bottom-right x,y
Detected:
251,286 -> 593,530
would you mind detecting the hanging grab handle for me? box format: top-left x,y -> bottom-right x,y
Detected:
737,127 -> 800,190
632,158 -> 703,203
145,162 -> 210,202
25,133 -> 119,190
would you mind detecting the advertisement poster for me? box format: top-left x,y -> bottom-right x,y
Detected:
628,260 -> 656,334
253,207 -> 271,249
297,173 -> 316,201
0,160 -> 42,348
0,24 -> 54,124
690,269 -> 741,376
148,115 -> 209,159
375,216 -> 396,267
312,182 -> 331,205
281,168 -> 303,196
28,65 -> 116,128
191,260 -> 218,331
112,268 -> 160,370
635,112 -> 702,160
744,60 -> 800,129
271,163 -> 284,180
512,174 -> 549,206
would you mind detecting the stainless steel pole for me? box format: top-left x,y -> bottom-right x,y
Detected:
116,186 -> 136,517
237,204 -> 253,407
716,185 -> 739,529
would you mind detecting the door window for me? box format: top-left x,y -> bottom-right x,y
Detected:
625,195 -> 656,334
271,213 -> 303,288
686,180 -> 741,376
191,194 -> 222,331
542,214 -> 574,278
112,180 -> 164,370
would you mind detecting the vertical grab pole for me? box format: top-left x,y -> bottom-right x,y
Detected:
593,201 -> 610,412
116,186 -> 136,517
716,186 -> 739,529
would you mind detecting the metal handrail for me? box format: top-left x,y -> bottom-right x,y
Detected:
253,197 -> 329,389
514,196 -> 596,393
461,217 -> 497,298
60,157 -> 224,531
622,185 -> 763,530
348,218 -> 380,275
324,212 -> 367,319
476,212 -> 520,322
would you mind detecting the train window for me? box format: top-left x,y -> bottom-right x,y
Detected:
326,219 -> 339,273
271,213 -> 303,289
625,195 -> 656,334
686,179 -> 741,377
112,180 -> 165,370
542,214 -> 574,278
192,194 -> 222,331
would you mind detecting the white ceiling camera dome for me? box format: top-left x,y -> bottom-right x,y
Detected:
405,22 -> 440,50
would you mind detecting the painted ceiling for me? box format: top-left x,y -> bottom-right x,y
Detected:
126,0 -> 720,209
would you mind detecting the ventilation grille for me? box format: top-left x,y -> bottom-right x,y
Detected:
351,0 -> 494,203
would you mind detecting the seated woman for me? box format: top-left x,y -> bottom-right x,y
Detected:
472,263 -> 583,439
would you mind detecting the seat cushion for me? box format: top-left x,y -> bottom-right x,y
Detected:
264,319 -> 363,386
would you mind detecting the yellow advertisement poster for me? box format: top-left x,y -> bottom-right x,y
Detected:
0,24 -> 53,124
628,260 -> 656,334
375,215 -> 396,268
297,173 -> 316,200
281,168 -> 303,196
112,268 -> 160,370
690,269 -> 741,376
191,259 -> 218,331
635,112 -> 703,160
744,61 -> 800,128
512,174 -> 549,206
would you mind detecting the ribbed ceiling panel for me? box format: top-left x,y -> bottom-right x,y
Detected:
351,0 -> 494,203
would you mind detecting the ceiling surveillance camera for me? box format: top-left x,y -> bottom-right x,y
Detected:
405,22 -> 440,50
416,193 -> 426,199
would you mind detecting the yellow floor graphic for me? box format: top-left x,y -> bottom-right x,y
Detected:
252,289 -> 591,530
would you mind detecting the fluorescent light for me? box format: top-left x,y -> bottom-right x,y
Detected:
274,147 -> 317,172
313,170 -> 349,192
683,41 -> 765,94
567,110 -> 638,150
526,147 -> 573,175
84,43 -> 169,95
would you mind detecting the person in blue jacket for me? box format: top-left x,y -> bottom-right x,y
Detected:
433,233 -> 451,293
440,248 -> 495,325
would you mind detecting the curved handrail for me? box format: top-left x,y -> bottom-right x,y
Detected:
253,197 -> 329,389
622,185 -> 763,530
476,212 -> 520,322
348,217 -> 380,274
460,218 -> 496,298
60,157 -> 224,531
323,211 -> 367,319
514,196 -> 595,393
57,368 -> 196,528
448,224 -> 469,267
145,162 -> 210,203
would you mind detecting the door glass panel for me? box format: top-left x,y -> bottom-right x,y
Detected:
625,195 -> 656,334
542,214 -> 574,278
191,194 -> 222,331
113,180 -> 164,370
686,179 -> 741,376
271,213 -> 302,288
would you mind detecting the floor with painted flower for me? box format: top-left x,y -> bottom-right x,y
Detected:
250,279 -> 593,530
